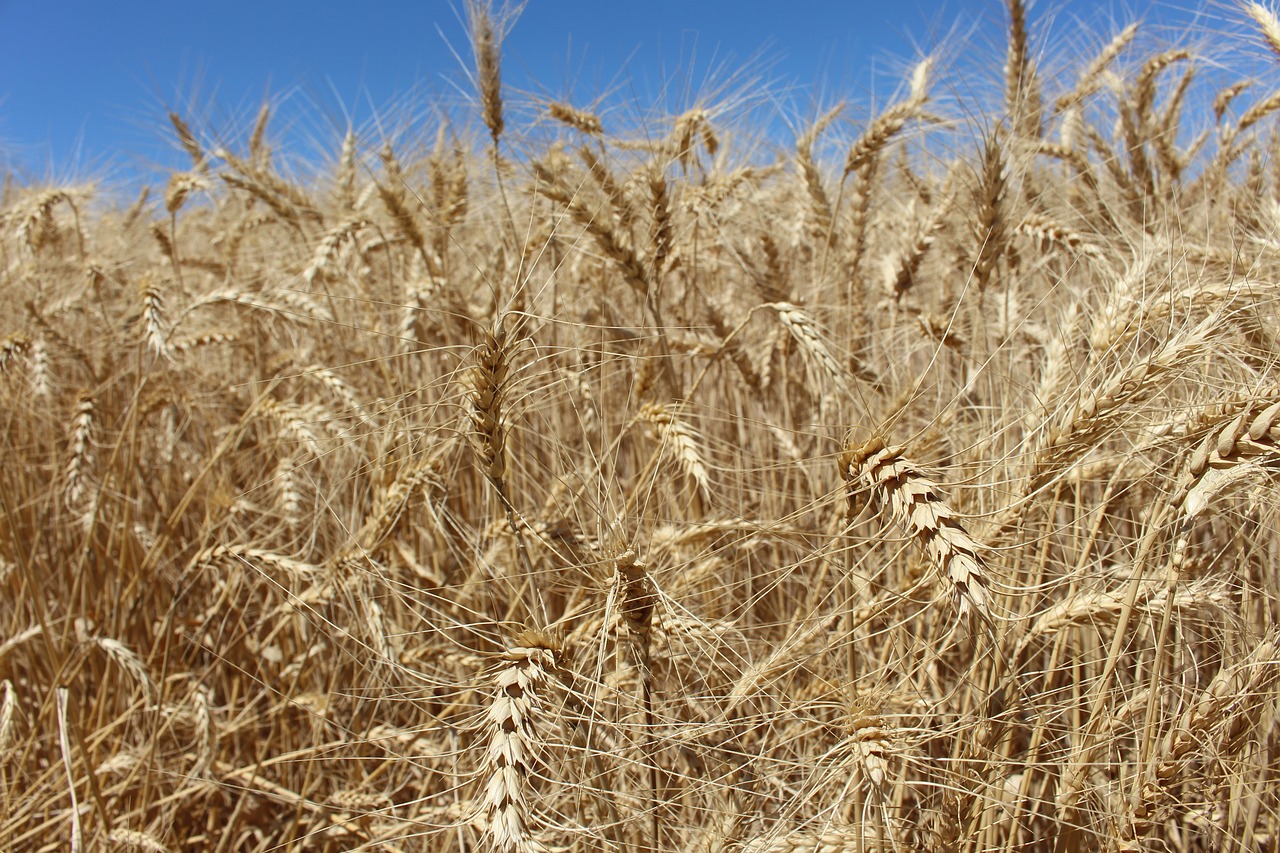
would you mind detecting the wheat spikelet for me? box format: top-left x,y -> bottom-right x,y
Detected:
1031,313 -> 1219,488
705,299 -> 763,391
1004,0 -> 1042,138
531,159 -> 651,297
1014,211 -> 1100,259
614,547 -> 656,660
150,218 -> 174,261
355,457 -> 443,553
575,144 -> 629,220
1015,578 -> 1229,658
303,364 -> 373,427
55,687 -> 82,853
1118,631 -> 1280,839
377,144 -> 435,272
1234,88 -> 1280,135
429,130 -> 470,241
335,129 -> 358,211
844,159 -> 876,324
1132,49 -> 1193,121
275,455 -> 303,526
741,824 -> 877,853
841,435 -> 991,621
668,107 -> 719,168
1151,65 -> 1196,182
218,154 -> 321,227
258,399 -> 324,457
195,544 -> 321,581
121,184 -> 151,228
479,630 -> 564,853
8,187 -> 87,255
169,332 -> 236,355
845,706 -> 897,797
89,634 -> 155,700
188,680 -> 215,777
196,286 -> 331,324
648,167 -> 673,280
1214,81 -> 1253,124
886,198 -> 946,301
248,102 -> 271,164
1160,631 -> 1280,774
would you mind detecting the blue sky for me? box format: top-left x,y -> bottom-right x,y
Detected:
0,1 -> 1255,183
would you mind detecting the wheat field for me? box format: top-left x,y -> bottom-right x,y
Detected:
3,1 -> 1280,850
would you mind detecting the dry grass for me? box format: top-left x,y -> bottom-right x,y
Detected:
4,2 -> 1280,851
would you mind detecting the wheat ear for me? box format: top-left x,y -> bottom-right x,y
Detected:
1179,399 -> 1280,520
1246,2 -> 1280,62
841,435 -> 992,621
481,630 -> 564,853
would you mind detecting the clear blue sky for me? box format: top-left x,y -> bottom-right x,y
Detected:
0,0 -> 1254,184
